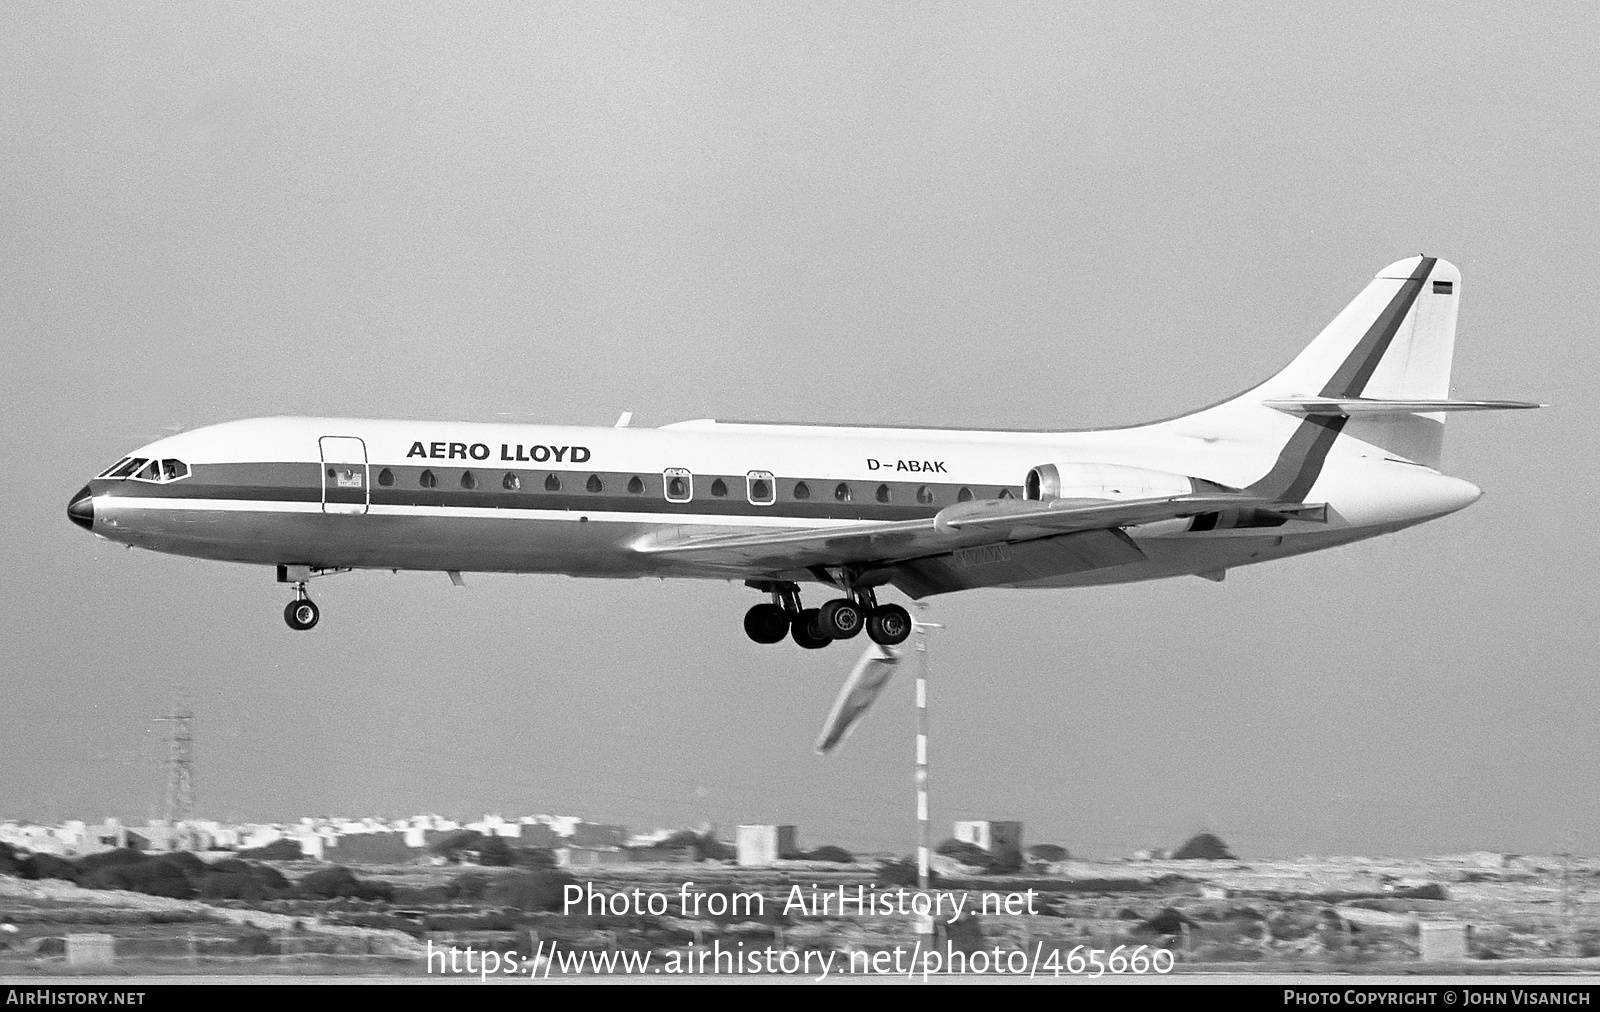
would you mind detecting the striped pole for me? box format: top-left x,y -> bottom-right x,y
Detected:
912,606 -> 942,893
921,608 -> 934,883
916,645 -> 929,891
912,606 -> 941,952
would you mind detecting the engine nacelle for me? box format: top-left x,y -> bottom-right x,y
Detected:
1023,462 -> 1209,501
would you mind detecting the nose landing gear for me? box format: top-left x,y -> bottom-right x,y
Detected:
276,564 -> 348,631
283,585 -> 319,631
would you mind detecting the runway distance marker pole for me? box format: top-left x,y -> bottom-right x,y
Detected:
913,604 -> 942,949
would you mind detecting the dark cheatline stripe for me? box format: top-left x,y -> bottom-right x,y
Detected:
1245,415 -> 1348,503
1319,256 -> 1435,399
1246,257 -> 1435,503
94,465 -> 1015,523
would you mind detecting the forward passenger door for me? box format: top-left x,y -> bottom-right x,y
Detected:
319,436 -> 369,515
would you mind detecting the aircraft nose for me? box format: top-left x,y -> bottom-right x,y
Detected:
67,484 -> 94,531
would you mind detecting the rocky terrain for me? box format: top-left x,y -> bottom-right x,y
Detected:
1,849 -> 1597,976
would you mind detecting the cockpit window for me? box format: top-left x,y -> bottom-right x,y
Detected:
128,458 -> 191,483
106,458 -> 146,479
97,457 -> 133,478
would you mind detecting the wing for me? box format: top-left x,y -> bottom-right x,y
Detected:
629,491 -> 1269,577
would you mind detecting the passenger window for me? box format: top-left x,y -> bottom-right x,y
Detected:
834,483 -> 851,502
664,468 -> 692,503
502,473 -> 520,491
747,471 -> 775,506
97,457 -> 133,479
109,458 -> 146,479
544,474 -> 561,492
875,484 -> 891,503
133,460 -> 161,481
916,485 -> 934,505
710,478 -> 728,498
793,481 -> 810,500
957,487 -> 973,502
997,488 -> 1014,499
419,470 -> 437,488
627,476 -> 645,494
378,468 -> 395,487
160,459 -> 189,481
460,471 -> 477,490
586,475 -> 603,493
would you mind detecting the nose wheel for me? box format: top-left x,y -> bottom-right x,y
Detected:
284,585 -> 319,631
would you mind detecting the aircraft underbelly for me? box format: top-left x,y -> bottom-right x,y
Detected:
96,502 -> 1399,586
100,507 -> 658,577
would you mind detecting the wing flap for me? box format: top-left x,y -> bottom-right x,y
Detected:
890,528 -> 1147,598
629,491 -> 1265,572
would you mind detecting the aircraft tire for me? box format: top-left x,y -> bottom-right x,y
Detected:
743,603 -> 791,644
284,599 -> 320,631
817,599 -> 864,640
866,604 -> 912,646
791,608 -> 831,649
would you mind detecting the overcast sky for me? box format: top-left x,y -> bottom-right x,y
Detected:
3,1 -> 1595,858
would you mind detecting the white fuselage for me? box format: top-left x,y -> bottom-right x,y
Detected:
71,412 -> 1481,594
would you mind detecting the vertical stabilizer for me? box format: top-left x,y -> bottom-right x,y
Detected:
1191,256 -> 1462,468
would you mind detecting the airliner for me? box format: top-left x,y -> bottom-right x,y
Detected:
67,256 -> 1538,647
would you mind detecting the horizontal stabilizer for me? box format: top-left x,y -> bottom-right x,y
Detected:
1263,397 -> 1545,416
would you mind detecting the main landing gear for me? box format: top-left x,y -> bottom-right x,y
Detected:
743,583 -> 912,649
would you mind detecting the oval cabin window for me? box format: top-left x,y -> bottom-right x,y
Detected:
916,485 -> 934,505
710,478 -> 728,497
419,470 -> 437,488
586,475 -> 603,493
460,471 -> 477,490
502,473 -> 520,490
544,474 -> 561,492
627,476 -> 645,494
378,468 -> 394,487
793,481 -> 810,500
834,483 -> 851,502
957,487 -> 973,502
875,484 -> 892,503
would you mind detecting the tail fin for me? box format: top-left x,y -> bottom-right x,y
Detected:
1195,255 -> 1462,467
1263,255 -> 1457,405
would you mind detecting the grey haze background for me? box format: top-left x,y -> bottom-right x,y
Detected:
2,2 -> 1594,858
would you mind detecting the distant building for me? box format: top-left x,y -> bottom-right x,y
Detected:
325,831 -> 414,864
517,823 -> 562,848
954,820 -> 1023,868
557,846 -> 631,868
468,814 -> 523,838
83,818 -> 129,853
737,825 -> 798,867
571,823 -> 628,848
